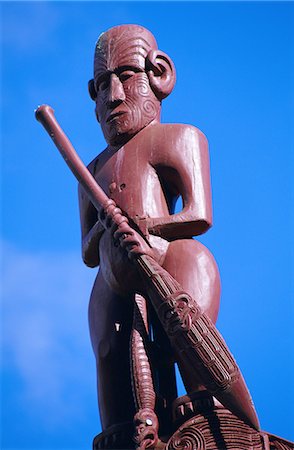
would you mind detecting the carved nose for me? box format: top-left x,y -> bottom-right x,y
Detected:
107,74 -> 125,106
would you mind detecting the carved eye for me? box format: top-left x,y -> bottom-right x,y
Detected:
98,79 -> 109,91
119,70 -> 136,82
95,75 -> 110,92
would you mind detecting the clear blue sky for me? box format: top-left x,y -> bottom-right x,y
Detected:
1,2 -> 293,449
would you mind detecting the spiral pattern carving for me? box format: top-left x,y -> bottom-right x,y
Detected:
142,99 -> 158,118
167,427 -> 206,450
137,79 -> 150,96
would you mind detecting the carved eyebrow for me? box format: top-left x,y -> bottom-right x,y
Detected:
95,65 -> 143,89
115,65 -> 144,75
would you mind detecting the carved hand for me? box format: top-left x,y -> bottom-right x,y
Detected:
99,201 -> 160,262
114,222 -> 160,261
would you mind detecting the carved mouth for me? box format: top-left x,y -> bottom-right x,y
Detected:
106,111 -> 126,122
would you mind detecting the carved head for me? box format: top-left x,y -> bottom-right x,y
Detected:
88,25 -> 176,146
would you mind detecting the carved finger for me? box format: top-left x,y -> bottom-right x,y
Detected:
119,234 -> 138,249
114,223 -> 134,240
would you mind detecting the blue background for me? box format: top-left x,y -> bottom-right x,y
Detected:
1,2 -> 293,449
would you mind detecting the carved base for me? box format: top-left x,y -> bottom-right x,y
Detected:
93,393 -> 294,450
166,410 -> 294,450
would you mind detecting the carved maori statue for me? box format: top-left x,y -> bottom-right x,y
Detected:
36,24 -> 293,450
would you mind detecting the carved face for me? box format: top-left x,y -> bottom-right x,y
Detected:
93,26 -> 161,146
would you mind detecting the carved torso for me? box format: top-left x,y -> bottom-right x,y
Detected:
91,126 -> 170,222
89,122 -> 212,233
79,122 -> 213,293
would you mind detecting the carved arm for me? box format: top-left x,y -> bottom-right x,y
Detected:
147,126 -> 213,240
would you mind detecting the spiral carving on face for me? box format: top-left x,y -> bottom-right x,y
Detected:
136,78 -> 150,96
143,99 -> 158,118
97,71 -> 160,146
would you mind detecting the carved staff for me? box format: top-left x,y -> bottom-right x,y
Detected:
35,104 -> 260,432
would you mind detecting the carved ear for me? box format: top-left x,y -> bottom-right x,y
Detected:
146,50 -> 176,100
88,79 -> 97,101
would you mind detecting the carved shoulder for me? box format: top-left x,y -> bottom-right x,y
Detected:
167,123 -> 209,154
148,123 -> 209,167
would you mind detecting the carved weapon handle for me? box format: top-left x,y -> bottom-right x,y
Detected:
35,104 -> 126,228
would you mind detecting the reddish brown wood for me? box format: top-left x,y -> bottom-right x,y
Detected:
82,26 -> 222,436
83,24 -> 259,445
36,24 -> 294,450
35,100 -> 259,442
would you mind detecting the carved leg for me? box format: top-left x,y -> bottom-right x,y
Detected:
131,294 -> 160,449
89,271 -> 135,431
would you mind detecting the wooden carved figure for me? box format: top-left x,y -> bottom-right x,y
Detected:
36,23 -> 293,450
80,24 -> 220,448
